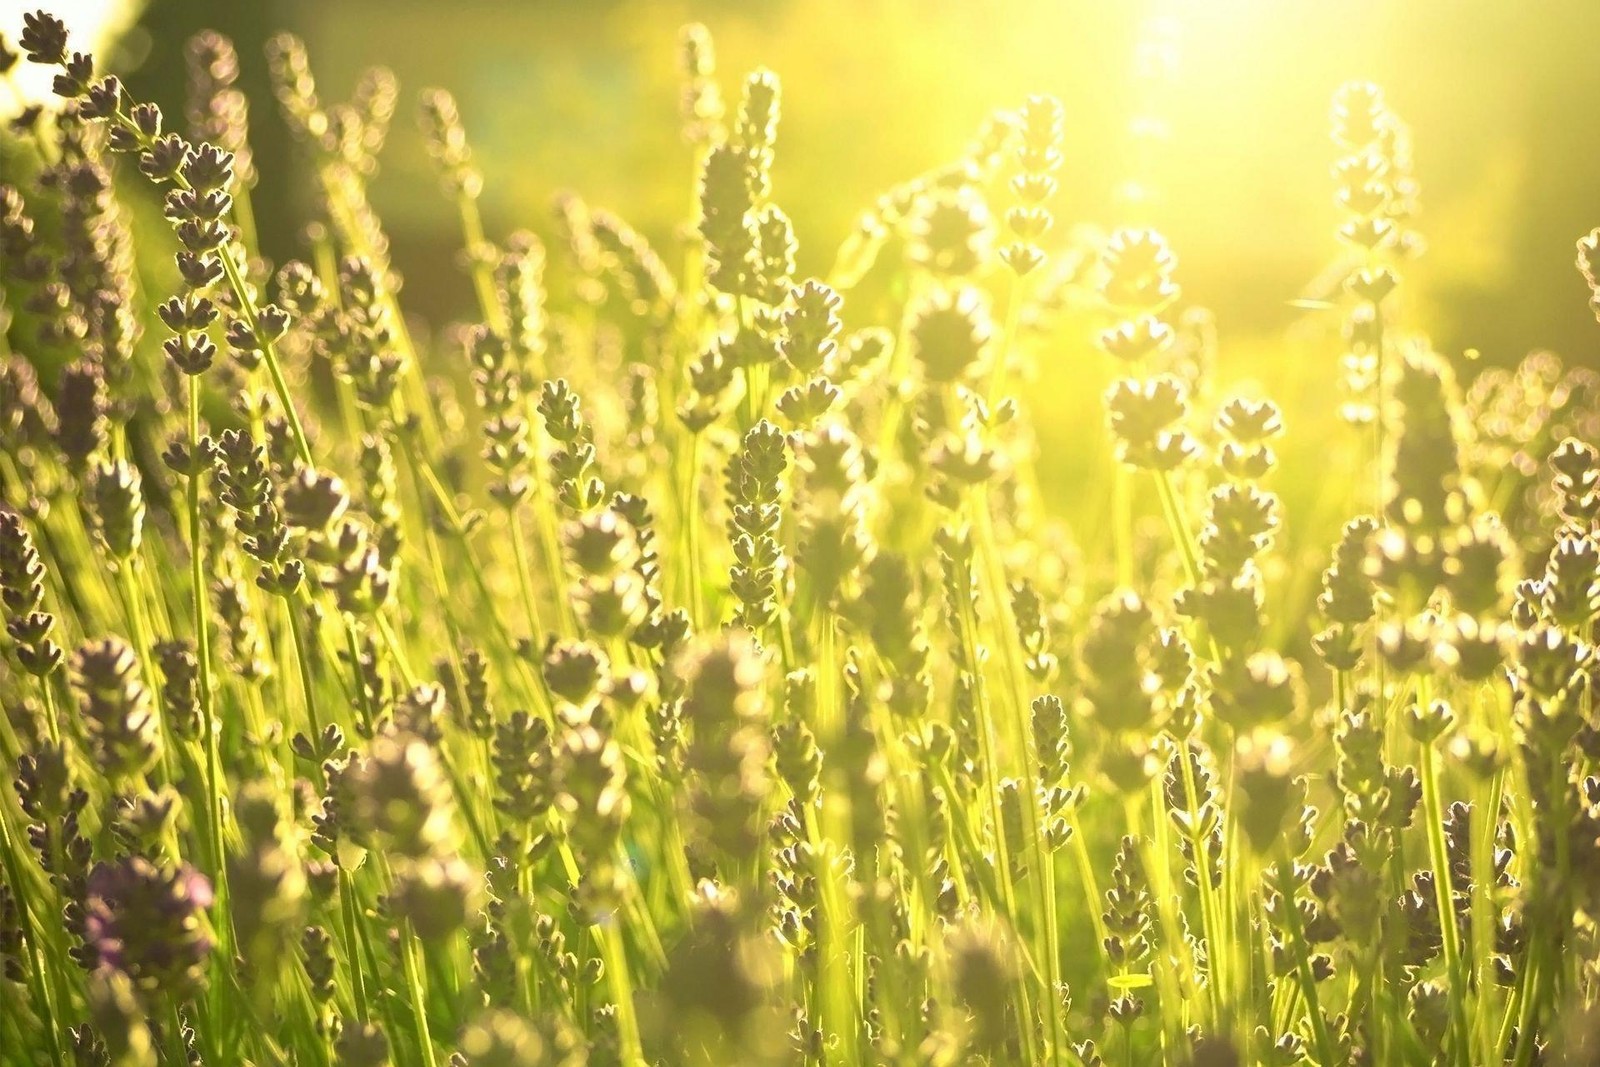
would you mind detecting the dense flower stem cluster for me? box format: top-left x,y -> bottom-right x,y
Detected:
3,9 -> 1600,1067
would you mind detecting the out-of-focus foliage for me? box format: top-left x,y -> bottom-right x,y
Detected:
6,5 -> 1600,1066
271,0 -> 1600,362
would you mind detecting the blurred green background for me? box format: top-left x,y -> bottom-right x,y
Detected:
74,0 -> 1600,369
5,0 -> 1596,637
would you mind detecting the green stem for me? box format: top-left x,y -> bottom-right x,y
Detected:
337,868 -> 370,1023
1276,853 -> 1336,1067
1175,741 -> 1224,1029
115,560 -> 175,789
398,919 -> 440,1067
0,806 -> 67,1067
187,374 -> 230,902
508,510 -> 547,643
597,923 -> 646,1065
218,249 -> 315,470
1419,740 -> 1470,1061
285,603 -> 323,750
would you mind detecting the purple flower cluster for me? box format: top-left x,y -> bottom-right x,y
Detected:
85,857 -> 214,997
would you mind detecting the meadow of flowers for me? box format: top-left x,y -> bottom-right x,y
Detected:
2,8 -> 1600,1065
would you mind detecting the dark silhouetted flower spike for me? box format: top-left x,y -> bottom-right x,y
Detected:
553,720 -> 630,912
0,353 -> 57,454
1443,512 -> 1515,617
1550,435 -> 1600,528
947,919 -> 1017,1054
0,510 -> 46,617
1577,228 -> 1600,324
19,11 -> 68,66
1002,94 -> 1064,277
213,574 -> 270,682
72,637 -> 162,781
563,509 -> 649,640
1387,348 -> 1466,535
735,68 -> 781,171
1100,229 -> 1179,312
0,881 -> 26,985
185,30 -> 255,187
773,709 -> 822,810
340,732 -> 457,858
590,208 -> 676,318
0,509 -> 62,677
727,420 -> 789,632
1540,531 -> 1600,627
1010,579 -> 1058,680
1198,482 -> 1279,575
1320,516 -> 1379,626
85,857 -> 214,998
214,428 -> 302,595
910,286 -> 991,385
1234,733 -> 1305,854
228,780 -> 306,960
1102,834 -> 1154,975
1210,651 -> 1303,732
539,379 -> 606,514
1163,740 -> 1223,890
677,629 -> 772,873
908,187 -> 993,278
1076,591 -> 1164,735
751,203 -> 797,309
492,709 -> 554,828
779,280 -> 842,377
88,459 -> 144,561
1216,397 -> 1284,480
850,553 -> 932,717
1105,375 -> 1198,471
336,1023 -> 392,1067
469,327 -> 533,508
794,422 -> 874,604
699,143 -> 757,297
496,232 -> 549,365
1031,694 -> 1069,787
651,886 -> 783,1061
391,855 -> 480,942
418,88 -> 482,201
55,359 -> 108,475
678,23 -> 724,147
152,639 -> 202,742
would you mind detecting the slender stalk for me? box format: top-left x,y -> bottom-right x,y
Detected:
1275,852 -> 1335,1067
1175,740 -> 1224,1029
597,922 -> 646,1066
1471,767 -> 1504,1064
680,432 -> 704,629
337,868 -> 370,1023
397,919 -> 439,1067
813,612 -> 862,1067
1419,739 -> 1470,1060
186,375 -> 230,906
110,561 -> 154,728
970,494 -> 1064,1063
0,806 -> 66,1067
285,604 -> 323,747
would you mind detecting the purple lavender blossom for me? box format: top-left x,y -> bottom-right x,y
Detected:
85,857 -> 214,997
